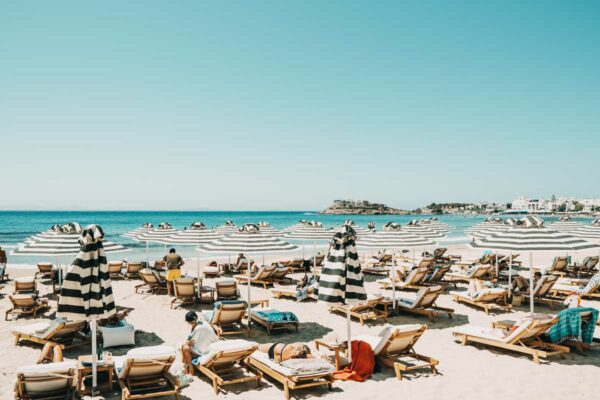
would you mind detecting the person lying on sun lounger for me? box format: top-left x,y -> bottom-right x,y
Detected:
512,272 -> 542,293
257,342 -> 313,362
468,279 -> 493,296
181,311 -> 219,374
37,342 -> 64,364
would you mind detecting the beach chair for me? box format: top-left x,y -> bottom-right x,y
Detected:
171,278 -> 197,309
269,266 -> 293,284
520,274 -> 562,309
365,253 -> 392,267
35,263 -> 54,279
14,277 -> 37,294
0,247 -> 8,282
246,351 -> 334,400
15,361 -> 77,400
454,253 -> 495,268
312,254 -> 325,268
328,296 -> 388,326
250,309 -> 299,334
567,256 -> 599,277
445,264 -> 493,285
343,324 -> 438,380
205,300 -> 249,337
284,258 -> 305,272
534,256 -> 569,276
234,265 -> 276,289
113,345 -> 180,400
194,339 -> 261,394
204,261 -> 221,278
122,262 -> 142,279
453,315 -> 570,364
135,269 -> 168,294
270,284 -> 316,302
216,279 -> 240,301
13,320 -> 89,349
550,276 -> 600,299
6,294 -> 50,321
107,261 -> 123,278
450,287 -> 511,314
396,286 -> 454,321
377,266 -> 429,291
425,265 -> 451,286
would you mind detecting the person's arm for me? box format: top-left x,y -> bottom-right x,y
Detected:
178,256 -> 185,267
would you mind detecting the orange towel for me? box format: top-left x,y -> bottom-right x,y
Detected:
332,340 -> 375,382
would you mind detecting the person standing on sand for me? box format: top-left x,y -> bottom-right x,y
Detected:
163,248 -> 184,296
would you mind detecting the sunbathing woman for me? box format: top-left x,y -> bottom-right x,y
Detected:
257,342 -> 313,362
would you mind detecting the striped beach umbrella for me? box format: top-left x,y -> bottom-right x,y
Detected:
401,224 -> 446,238
357,227 -> 434,307
214,221 -> 238,235
284,225 -> 334,270
472,225 -> 599,312
57,225 -> 116,394
318,225 -> 367,358
257,222 -> 283,237
131,225 -> 179,263
465,222 -> 510,239
571,223 -> 600,240
122,223 -> 154,239
548,221 -> 582,232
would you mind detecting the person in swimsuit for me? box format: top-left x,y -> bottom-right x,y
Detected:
257,342 -> 313,362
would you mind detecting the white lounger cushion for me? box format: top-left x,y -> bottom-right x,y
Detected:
197,339 -> 257,366
17,361 -> 77,394
12,320 -> 61,338
114,345 -> 176,379
98,323 -> 135,348
15,277 -> 36,283
352,324 -> 422,355
454,318 -> 540,343
250,351 -> 334,376
450,288 -> 506,301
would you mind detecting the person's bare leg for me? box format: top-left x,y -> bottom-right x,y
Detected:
53,345 -> 63,362
181,344 -> 194,374
37,343 -> 61,364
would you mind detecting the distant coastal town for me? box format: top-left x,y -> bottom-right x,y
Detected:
321,196 -> 600,216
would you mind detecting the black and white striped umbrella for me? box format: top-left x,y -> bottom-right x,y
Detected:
214,223 -> 239,235
132,227 -> 179,243
401,224 -> 446,238
256,222 -> 284,237
465,222 -> 510,239
57,225 -> 116,393
548,221 -> 583,232
284,226 -> 334,242
159,229 -> 223,244
12,230 -> 127,256
571,224 -> 600,240
122,223 -> 154,239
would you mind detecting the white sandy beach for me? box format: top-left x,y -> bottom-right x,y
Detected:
1,244 -> 598,400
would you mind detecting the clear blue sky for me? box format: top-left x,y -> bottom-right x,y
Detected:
1,1 -> 598,210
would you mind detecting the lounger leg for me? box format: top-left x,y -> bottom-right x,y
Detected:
394,363 -> 403,380
213,378 -> 219,394
284,382 -> 290,400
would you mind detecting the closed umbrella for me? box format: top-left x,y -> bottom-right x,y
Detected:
198,224 -> 298,328
472,222 -> 599,313
57,225 -> 116,396
318,225 -> 367,359
356,224 -> 435,308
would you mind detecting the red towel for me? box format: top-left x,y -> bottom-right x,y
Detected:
332,340 -> 375,382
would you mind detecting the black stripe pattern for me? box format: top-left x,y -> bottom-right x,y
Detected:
57,225 -> 116,320
317,225 -> 367,304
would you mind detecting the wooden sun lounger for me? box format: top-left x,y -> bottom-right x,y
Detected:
451,288 -> 512,315
453,315 -> 570,364
445,264 -> 494,284
216,280 -> 240,301
15,361 -> 77,400
13,320 -> 89,350
234,265 -> 276,289
35,263 -> 54,279
122,262 -> 142,279
107,261 -> 123,278
328,296 -> 388,325
520,274 -> 563,309
246,352 -> 333,400
396,286 -> 454,321
5,294 -> 50,321
171,278 -> 197,308
270,285 -> 316,301
566,256 -> 599,277
283,258 -> 305,272
550,279 -> 600,299
135,270 -> 168,294
378,266 -> 429,291
250,309 -> 299,334
14,277 -> 37,294
533,256 -> 569,276
206,301 -> 250,337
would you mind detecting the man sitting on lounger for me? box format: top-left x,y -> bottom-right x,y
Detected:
257,342 -> 313,362
512,272 -> 542,293
181,311 -> 219,374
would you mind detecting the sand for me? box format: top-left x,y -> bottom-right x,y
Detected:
1,244 -> 598,400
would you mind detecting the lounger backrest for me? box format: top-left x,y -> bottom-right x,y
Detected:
204,342 -> 258,368
15,278 -> 36,293
37,263 -> 53,273
48,321 -> 87,340
127,262 -> 142,273
433,248 -> 447,258
473,289 -> 506,302
16,361 -> 76,396
119,346 -> 176,380
380,325 -> 426,356
216,280 -> 239,298
174,278 -> 196,297
271,267 -> 291,279
108,262 -> 122,273
10,294 -> 36,308
140,270 -> 158,284
469,264 -> 491,279
428,266 -> 449,282
417,258 -> 434,269
534,274 -> 558,297
254,265 -> 276,280
504,316 -> 557,343
550,256 -> 568,272
354,296 -> 383,311
379,254 -> 392,262
584,256 -> 599,270
419,286 -> 443,308
211,301 -> 247,325
403,267 -> 428,285
315,255 -> 325,266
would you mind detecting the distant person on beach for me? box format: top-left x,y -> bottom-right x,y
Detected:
512,271 -> 542,292
180,311 -> 218,374
233,253 -> 247,273
163,248 -> 184,295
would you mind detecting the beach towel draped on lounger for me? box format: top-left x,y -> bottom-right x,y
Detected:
253,310 -> 298,323
332,340 -> 375,382
546,307 -> 598,345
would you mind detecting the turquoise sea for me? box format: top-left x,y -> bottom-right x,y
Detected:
0,211 -> 591,265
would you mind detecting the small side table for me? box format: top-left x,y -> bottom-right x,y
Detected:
77,355 -> 114,396
315,340 -> 344,370
249,298 -> 269,308
199,286 -> 216,304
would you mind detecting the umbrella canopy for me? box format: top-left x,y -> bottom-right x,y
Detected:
465,222 -> 510,239
284,225 -> 334,242
197,224 -> 298,254
57,224 -> 116,319
401,224 -> 445,238
214,221 -> 238,235
318,225 -> 367,304
12,227 -> 127,256
256,222 -> 283,237
571,223 -> 600,240
548,221 -> 583,232
160,229 -> 223,244
356,229 -> 435,249
471,226 -> 598,251
132,226 -> 179,243
339,223 -> 372,237
122,223 -> 154,239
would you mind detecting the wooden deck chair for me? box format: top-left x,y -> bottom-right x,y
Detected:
455,253 -> 495,268
313,254 -> 325,268
567,256 -> 599,277
270,284 -> 316,301
453,315 -> 570,364
13,320 -> 89,350
135,269 -> 168,294
284,258 -> 305,272
0,247 -> 8,282
113,345 -> 180,400
6,294 -> 50,321
216,279 -> 240,301
15,361 -> 77,400
234,265 -> 276,289
269,266 -> 293,284
171,278 -> 197,308
204,261 -> 221,278
122,262 -> 142,279
550,276 -> 600,299
396,286 -> 454,321
205,300 -> 249,337
36,263 -> 54,279
425,265 -> 451,286
107,261 -> 123,278
194,340 -> 261,394
328,296 -> 387,325
350,324 -> 438,380
377,266 -> 429,291
535,256 -> 569,276
450,287 -> 511,314
14,277 -> 37,294
246,351 -> 334,400
445,264 -> 493,284
520,274 -> 562,309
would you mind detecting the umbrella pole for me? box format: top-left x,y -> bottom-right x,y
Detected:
412,248 -> 416,267
508,254 -> 512,297
346,306 -> 352,362
313,241 -> 317,273
146,242 -> 149,265
197,256 -> 201,293
91,317 -> 98,395
495,251 -> 499,280
529,252 -> 534,314
247,257 -> 252,331
391,254 -> 396,309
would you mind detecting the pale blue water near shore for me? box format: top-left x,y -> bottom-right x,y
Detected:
0,211 -> 591,265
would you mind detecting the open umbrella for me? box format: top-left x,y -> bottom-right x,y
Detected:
131,224 -> 179,264
284,224 -> 333,272
197,224 -> 298,328
122,223 -> 154,239
57,225 -> 116,396
257,222 -> 284,237
318,225 -> 367,359
472,222 -> 599,313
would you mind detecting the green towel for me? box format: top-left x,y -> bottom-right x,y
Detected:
546,307 -> 598,344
